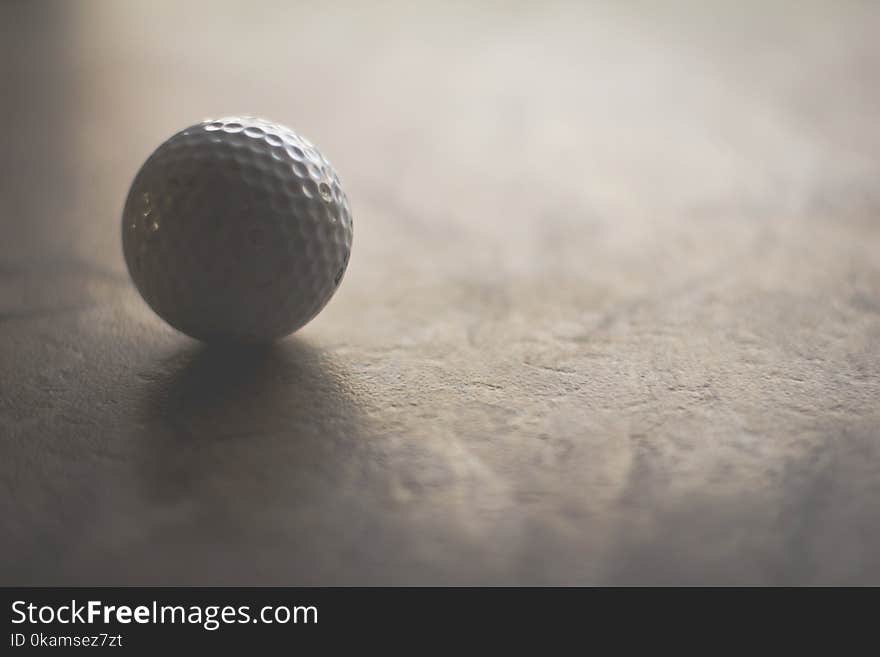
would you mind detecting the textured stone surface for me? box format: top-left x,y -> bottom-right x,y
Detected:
1,1 -> 879,585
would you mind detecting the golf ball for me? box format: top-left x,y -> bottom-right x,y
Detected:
122,116 -> 352,342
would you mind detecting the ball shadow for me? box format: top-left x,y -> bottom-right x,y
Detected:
130,337 -> 376,583
144,339 -> 360,442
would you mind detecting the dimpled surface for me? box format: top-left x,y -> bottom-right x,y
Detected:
122,116 -> 352,342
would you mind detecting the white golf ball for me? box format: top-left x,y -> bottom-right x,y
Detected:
122,116 -> 352,342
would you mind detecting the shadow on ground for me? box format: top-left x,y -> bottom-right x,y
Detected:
112,338 -> 381,584
143,339 -> 362,440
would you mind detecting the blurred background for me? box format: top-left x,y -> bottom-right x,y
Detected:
1,0 -> 878,584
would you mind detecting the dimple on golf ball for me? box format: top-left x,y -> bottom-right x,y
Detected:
122,116 -> 352,342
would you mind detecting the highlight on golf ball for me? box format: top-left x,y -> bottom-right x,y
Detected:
122,116 -> 352,343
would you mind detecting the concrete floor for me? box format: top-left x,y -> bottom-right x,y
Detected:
1,0 -> 879,585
